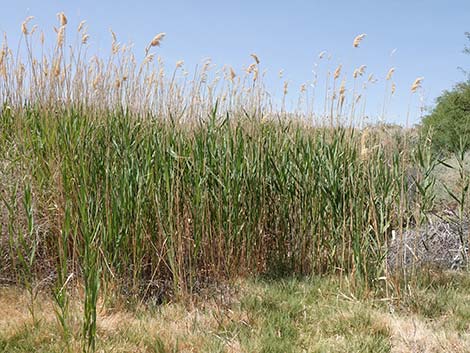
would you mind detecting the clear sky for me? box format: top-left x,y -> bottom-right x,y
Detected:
1,0 -> 469,125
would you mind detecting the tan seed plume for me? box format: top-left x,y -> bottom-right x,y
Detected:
150,33 -> 165,47
358,65 -> 367,75
386,68 -> 395,80
250,53 -> 260,64
411,77 -> 424,93
21,16 -> 34,35
57,12 -> 67,26
353,65 -> 367,78
230,67 -> 236,81
57,26 -> 66,47
0,50 -> 5,70
333,64 -> 342,79
78,20 -> 87,32
339,79 -> 346,97
81,34 -> 90,44
110,29 -> 117,43
246,63 -> 256,74
368,73 -> 377,83
353,33 -> 367,48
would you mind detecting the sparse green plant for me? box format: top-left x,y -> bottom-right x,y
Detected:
439,138 -> 470,263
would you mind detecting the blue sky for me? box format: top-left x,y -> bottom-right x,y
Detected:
1,0 -> 469,124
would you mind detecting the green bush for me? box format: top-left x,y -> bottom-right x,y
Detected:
421,81 -> 470,153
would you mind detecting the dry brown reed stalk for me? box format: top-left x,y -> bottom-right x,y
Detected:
360,127 -> 370,158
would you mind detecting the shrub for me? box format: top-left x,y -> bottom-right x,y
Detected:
421,82 -> 470,154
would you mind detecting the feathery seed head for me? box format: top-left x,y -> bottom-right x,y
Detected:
143,54 -> 155,64
250,53 -> 260,64
57,26 -> 66,47
333,64 -> 342,79
81,34 -> 90,44
354,65 -> 367,78
411,77 -> 424,93
386,68 -> 395,80
246,63 -> 256,74
353,33 -> 366,47
78,20 -> 87,32
110,29 -> 117,43
53,62 -> 60,77
339,80 -> 346,96
21,16 -> 34,35
57,12 -> 67,26
150,33 -> 166,47
229,67 -> 236,81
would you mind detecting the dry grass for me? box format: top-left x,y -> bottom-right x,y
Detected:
2,273 -> 470,352
386,314 -> 470,353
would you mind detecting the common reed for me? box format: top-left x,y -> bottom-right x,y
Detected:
0,13 -> 432,352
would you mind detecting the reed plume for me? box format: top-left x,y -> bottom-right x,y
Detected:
353,33 -> 367,47
411,77 -> 424,92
